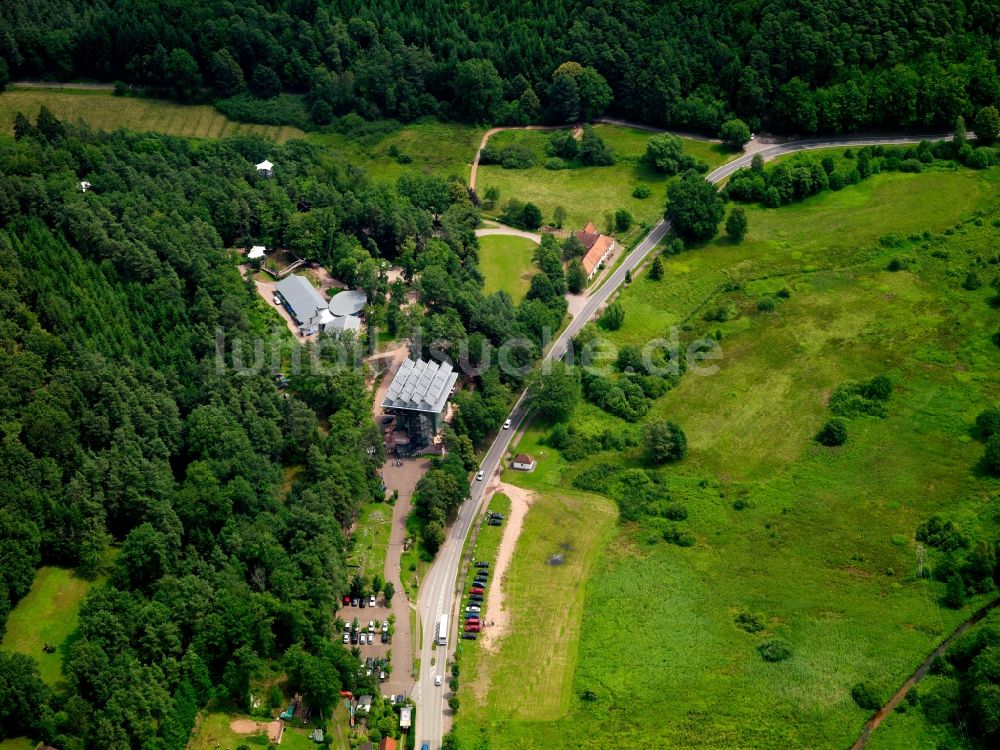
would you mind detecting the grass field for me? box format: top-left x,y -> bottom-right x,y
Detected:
612,167 -> 997,349
0,87 -> 304,141
309,119 -> 486,185
188,711 -> 336,750
453,167 -> 1000,749
0,739 -> 36,750
478,234 -> 539,303
457,490 -> 617,724
477,125 -> 731,231
1,567 -> 96,686
347,501 -> 394,579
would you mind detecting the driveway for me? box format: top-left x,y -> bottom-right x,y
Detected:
371,346 -> 431,698
253,277 -> 313,341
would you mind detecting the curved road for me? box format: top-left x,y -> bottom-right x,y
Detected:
414,130 -> 957,750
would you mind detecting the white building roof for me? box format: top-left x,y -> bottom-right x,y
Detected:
256,159 -> 274,171
79,181 -> 92,192
381,358 -> 458,415
328,289 -> 367,316
400,706 -> 412,729
248,245 -> 266,259
327,314 -> 361,332
274,274 -> 327,326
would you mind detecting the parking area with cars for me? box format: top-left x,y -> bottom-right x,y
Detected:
458,495 -> 509,642
340,594 -> 396,683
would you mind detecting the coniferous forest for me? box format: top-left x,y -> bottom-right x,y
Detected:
2,0 -> 1000,133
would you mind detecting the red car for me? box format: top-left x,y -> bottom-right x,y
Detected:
464,623 -> 481,632
343,595 -> 351,605
470,586 -> 484,595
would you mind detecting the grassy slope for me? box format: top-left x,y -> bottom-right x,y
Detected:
1,567 -> 95,686
309,120 -> 486,184
478,234 -> 539,303
347,501 -> 394,580
0,87 -> 304,141
454,167 -> 1000,749
477,125 -> 731,231
188,711 -> 335,750
458,490 -> 617,723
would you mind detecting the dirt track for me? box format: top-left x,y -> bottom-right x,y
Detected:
478,482 -> 535,653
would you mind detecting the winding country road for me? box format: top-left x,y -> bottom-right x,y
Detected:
414,129 -> 961,750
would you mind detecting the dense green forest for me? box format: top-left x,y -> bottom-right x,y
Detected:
0,106 -> 567,747
2,1 -> 1000,133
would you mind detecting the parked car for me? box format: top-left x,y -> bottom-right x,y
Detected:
464,612 -> 479,619
350,632 -> 358,644
343,632 -> 350,644
462,633 -> 478,641
359,596 -> 366,608
381,631 -> 389,644
382,620 -> 389,632
490,512 -> 505,520
470,587 -> 484,594
380,671 -> 387,681
475,561 -> 490,568
466,605 -> 480,613
469,594 -> 483,602
488,519 -> 502,526
476,470 -> 485,481
368,620 -> 376,632
343,595 -> 351,605
272,294 -> 281,305
365,657 -> 373,669
351,597 -> 359,606
464,623 -> 481,633
503,419 -> 511,429
369,594 -> 376,607
474,576 -> 488,584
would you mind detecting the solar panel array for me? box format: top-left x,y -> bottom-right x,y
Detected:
382,358 -> 458,413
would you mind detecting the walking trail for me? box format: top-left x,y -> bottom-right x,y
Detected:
849,596 -> 1000,749
474,226 -> 541,243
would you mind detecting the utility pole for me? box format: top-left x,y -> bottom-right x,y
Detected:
917,544 -> 925,578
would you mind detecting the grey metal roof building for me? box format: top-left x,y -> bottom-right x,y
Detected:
381,358 -> 458,415
274,274 -> 327,327
328,289 -> 367,316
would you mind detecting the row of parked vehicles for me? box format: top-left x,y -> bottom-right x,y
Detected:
343,594 -> 378,608
344,618 -> 390,645
463,561 -> 490,639
361,655 -> 389,681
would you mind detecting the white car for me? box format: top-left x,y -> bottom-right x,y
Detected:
434,674 -> 443,686
382,620 -> 389,632
272,294 -> 281,305
368,620 -> 376,632
369,594 -> 376,607
476,470 -> 485,481
466,605 -> 480,613
343,632 -> 350,644
503,418 -> 511,429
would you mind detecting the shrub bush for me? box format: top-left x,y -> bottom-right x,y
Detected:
828,377 -> 891,418
500,144 -> 537,169
976,407 -> 1000,439
664,502 -> 688,521
544,157 -> 567,170
756,297 -> 776,312
632,183 -> 651,199
734,612 -> 765,633
662,524 -> 695,547
851,682 -> 883,711
757,638 -> 793,662
815,418 -> 848,446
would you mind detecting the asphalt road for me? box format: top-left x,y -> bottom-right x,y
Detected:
412,131 -> 955,749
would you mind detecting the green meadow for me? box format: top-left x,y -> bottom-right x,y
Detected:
477,125 -> 731,231
1,567 -> 96,686
457,490 -> 617,724
478,234 -> 539,303
453,166 -> 1000,749
0,87 -> 303,141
